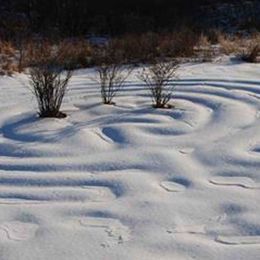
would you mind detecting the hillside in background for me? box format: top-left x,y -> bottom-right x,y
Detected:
0,0 -> 259,39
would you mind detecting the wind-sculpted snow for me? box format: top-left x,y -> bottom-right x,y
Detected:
0,60 -> 260,259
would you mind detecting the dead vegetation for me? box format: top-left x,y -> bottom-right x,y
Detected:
0,30 -> 259,77
0,41 -> 18,75
217,32 -> 260,62
138,59 -> 179,109
92,47 -> 133,105
28,45 -> 72,118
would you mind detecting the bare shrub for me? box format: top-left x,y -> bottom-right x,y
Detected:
93,47 -> 132,105
139,60 -> 179,109
29,58 -> 72,118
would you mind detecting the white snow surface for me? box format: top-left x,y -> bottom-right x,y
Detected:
0,59 -> 260,259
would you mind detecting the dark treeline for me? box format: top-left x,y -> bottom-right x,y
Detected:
0,0 -> 255,39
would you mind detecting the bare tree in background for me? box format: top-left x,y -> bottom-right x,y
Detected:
139,60 -> 178,108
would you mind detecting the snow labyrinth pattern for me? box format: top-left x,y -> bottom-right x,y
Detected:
0,62 -> 260,259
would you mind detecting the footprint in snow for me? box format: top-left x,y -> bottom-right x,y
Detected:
161,177 -> 191,192
209,176 -> 260,189
168,224 -> 260,246
0,221 -> 38,242
216,235 -> 260,245
79,217 -> 130,246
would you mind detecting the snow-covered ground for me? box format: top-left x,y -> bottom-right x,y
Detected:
0,59 -> 260,260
